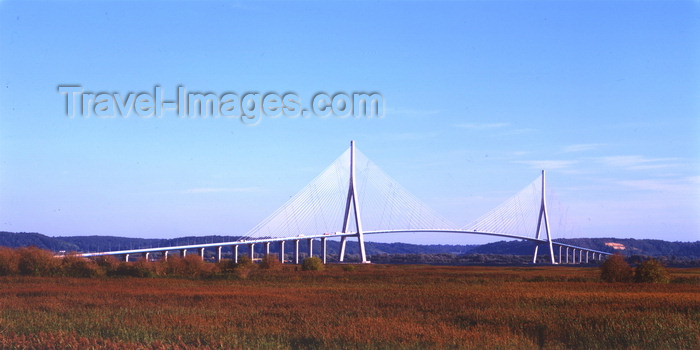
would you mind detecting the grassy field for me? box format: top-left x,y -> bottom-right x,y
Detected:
0,264 -> 698,349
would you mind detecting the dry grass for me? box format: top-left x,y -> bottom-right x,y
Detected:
0,265 -> 698,349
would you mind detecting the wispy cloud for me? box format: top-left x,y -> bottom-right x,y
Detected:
384,131 -> 439,141
562,143 -> 602,153
617,176 -> 700,193
453,122 -> 536,136
496,128 -> 537,136
454,122 -> 510,130
180,187 -> 263,194
516,160 -> 578,170
596,155 -> 680,170
384,107 -> 441,116
511,151 -> 531,157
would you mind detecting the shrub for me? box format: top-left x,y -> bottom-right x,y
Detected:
234,266 -> 252,279
161,255 -> 217,278
112,262 -> 140,277
635,258 -> 670,283
259,254 -> 282,270
17,246 -> 60,276
342,264 -> 355,272
216,259 -> 237,273
232,255 -> 256,279
94,255 -> 121,275
301,257 -> 324,271
600,254 -> 633,282
0,247 -> 19,275
236,254 -> 255,269
108,260 -> 156,278
132,259 -> 157,278
61,254 -> 101,278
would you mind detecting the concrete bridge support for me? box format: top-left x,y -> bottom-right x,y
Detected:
565,247 -> 569,264
295,239 -> 300,264
308,238 -> 314,258
143,252 -> 150,261
249,244 -> 255,260
322,237 -> 327,264
199,247 -> 205,260
558,246 -> 562,264
216,246 -> 222,263
180,249 -> 186,258
233,245 -> 238,263
124,254 -> 130,262
279,241 -> 285,264
162,251 -> 168,261
265,242 -> 271,256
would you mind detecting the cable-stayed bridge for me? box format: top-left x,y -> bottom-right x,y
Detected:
81,141 -> 611,265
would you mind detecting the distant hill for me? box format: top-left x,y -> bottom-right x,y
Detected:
57,235 -> 245,253
1,231 -> 697,259
0,232 -> 80,251
0,231 -> 475,256
473,238 -> 700,259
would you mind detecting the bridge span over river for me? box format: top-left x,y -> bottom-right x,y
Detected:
81,141 -> 611,265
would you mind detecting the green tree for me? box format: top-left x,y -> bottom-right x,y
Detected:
301,256 -> 324,271
635,258 -> 670,283
600,253 -> 633,282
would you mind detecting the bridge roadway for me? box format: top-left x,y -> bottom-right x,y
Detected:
80,230 -> 612,265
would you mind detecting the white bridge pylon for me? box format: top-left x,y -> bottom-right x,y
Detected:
82,141 -> 612,264
241,140 -> 458,263
241,140 -> 559,263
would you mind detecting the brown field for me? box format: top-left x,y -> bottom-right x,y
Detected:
0,264 -> 698,349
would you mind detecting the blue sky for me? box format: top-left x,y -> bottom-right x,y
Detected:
0,1 -> 698,244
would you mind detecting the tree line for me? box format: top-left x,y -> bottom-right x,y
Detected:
0,246 -> 325,279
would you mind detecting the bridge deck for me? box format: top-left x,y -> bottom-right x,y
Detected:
80,230 -> 611,258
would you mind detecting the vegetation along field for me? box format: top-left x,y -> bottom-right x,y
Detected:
0,256 -> 698,350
